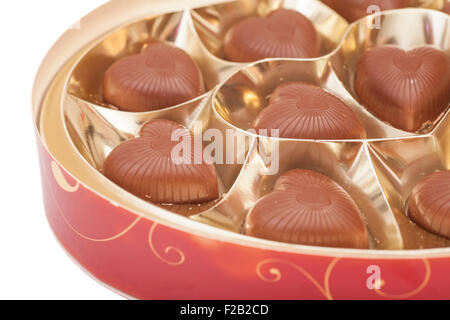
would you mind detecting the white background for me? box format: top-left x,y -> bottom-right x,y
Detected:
0,0 -> 123,300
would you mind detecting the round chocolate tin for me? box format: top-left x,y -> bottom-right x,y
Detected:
33,0 -> 450,299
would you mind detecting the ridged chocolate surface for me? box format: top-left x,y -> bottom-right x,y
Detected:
408,171 -> 450,239
224,9 -> 321,62
103,119 -> 219,204
355,46 -> 450,132
322,0 -> 409,22
245,170 -> 369,248
103,42 -> 204,112
253,82 -> 366,139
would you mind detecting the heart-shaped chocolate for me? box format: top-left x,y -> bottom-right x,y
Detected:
103,42 -> 204,112
103,119 -> 219,204
408,170 -> 450,239
444,1 -> 450,14
355,46 -> 450,132
253,82 -> 366,139
245,169 -> 369,248
322,0 -> 409,22
224,9 -> 321,62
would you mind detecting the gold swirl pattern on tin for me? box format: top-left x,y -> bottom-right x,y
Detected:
52,161 -> 80,193
374,259 -> 431,299
257,258 -> 431,299
49,160 -> 141,242
148,223 -> 186,266
256,258 -> 340,300
50,152 -> 187,265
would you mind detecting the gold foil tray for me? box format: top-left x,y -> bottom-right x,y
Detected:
62,0 -> 450,250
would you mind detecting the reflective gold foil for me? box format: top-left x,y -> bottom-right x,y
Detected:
38,0 -> 450,251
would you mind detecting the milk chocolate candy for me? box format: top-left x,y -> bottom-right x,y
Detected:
444,1 -> 450,14
355,46 -> 450,132
253,82 -> 366,139
408,171 -> 450,239
103,119 -> 219,204
224,9 -> 321,62
245,169 -> 369,248
322,0 -> 409,22
103,42 -> 204,112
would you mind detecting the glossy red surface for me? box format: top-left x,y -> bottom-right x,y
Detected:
37,136 -> 450,299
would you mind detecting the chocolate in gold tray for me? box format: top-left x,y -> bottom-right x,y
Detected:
62,0 -> 450,250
